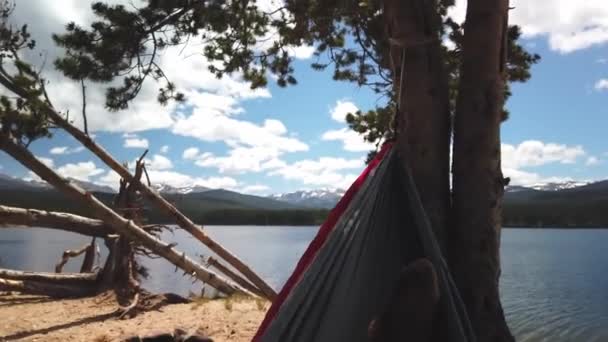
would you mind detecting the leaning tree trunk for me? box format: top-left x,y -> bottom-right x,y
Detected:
0,205 -> 112,237
383,0 -> 451,251
0,132 -> 243,296
0,74 -> 276,300
451,0 -> 513,341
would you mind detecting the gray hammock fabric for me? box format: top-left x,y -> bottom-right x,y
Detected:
255,147 -> 475,342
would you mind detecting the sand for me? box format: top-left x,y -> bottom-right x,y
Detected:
0,292 -> 268,341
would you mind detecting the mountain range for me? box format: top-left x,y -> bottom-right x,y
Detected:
268,181 -> 602,209
0,173 -> 607,227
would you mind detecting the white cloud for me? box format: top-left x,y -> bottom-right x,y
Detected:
322,128 -> 376,152
502,140 -> 586,169
184,146 -> 286,174
37,156 -> 55,168
586,156 -> 600,166
97,169 -> 239,191
97,170 -> 122,189
270,157 -> 365,189
501,140 -> 587,186
597,58 -> 608,64
145,154 -> 173,171
160,145 -> 170,154
183,147 -> 200,160
288,45 -> 315,59
172,105 -> 307,153
330,100 -> 359,123
124,137 -> 150,149
594,79 -> 608,91
50,146 -> 85,155
241,184 -> 271,195
56,161 -> 104,182
9,0 -> 273,133
323,100 -> 375,152
449,0 -> 608,53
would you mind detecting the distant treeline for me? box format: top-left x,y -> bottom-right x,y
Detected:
0,189 -> 329,226
192,209 -> 330,226
1,188 -> 607,228
502,202 -> 608,228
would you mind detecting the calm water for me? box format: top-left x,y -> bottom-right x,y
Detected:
1,226 -> 608,341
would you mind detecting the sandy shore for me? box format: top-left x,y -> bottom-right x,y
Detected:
0,292 -> 268,341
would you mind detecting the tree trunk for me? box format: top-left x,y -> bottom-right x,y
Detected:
0,278 -> 96,298
383,0 -> 451,251
206,256 -> 265,298
0,268 -> 98,284
0,133 -> 243,297
0,205 -> 112,237
451,0 -> 513,340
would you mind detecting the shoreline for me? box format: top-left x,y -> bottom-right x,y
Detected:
0,292 -> 268,341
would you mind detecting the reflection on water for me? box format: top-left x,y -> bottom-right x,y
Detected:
1,226 -> 608,341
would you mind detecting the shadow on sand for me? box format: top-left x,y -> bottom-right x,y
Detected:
0,311 -> 117,341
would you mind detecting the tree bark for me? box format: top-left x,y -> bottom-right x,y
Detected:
451,0 -> 513,340
0,268 -> 98,284
383,0 -> 451,251
0,278 -> 96,298
0,205 -> 112,237
206,256 -> 265,298
0,133 -> 243,297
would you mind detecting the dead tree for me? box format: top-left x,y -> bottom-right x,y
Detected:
54,238 -> 97,273
0,132 -> 244,296
104,154 -> 151,317
0,268 -> 99,298
40,105 -> 276,299
0,48 -> 275,299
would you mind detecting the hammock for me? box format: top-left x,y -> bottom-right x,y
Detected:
253,143 -> 476,342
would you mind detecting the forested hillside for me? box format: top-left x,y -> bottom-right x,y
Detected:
1,177 -> 606,227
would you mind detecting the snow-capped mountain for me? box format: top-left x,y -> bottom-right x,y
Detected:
273,181 -> 599,209
269,188 -> 345,208
531,181 -> 589,192
153,183 -> 211,195
0,174 -> 116,193
505,185 -> 532,193
66,178 -> 116,193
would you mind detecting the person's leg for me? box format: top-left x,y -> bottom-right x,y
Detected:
368,258 -> 441,342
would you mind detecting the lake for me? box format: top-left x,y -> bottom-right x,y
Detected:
1,226 -> 608,341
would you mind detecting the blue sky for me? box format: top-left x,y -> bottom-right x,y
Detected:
0,0 -> 607,195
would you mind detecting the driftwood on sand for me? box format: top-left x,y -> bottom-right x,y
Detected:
47,109 -> 277,299
0,268 -> 98,284
0,277 -> 97,298
0,133 -> 244,297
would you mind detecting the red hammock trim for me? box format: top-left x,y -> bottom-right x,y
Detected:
253,143 -> 393,340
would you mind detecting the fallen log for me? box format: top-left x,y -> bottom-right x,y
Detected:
0,278 -> 96,298
0,268 -> 98,284
0,205 -> 111,237
0,133 -> 243,296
